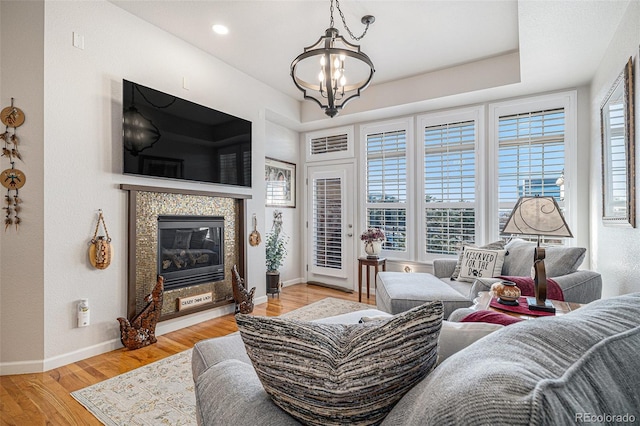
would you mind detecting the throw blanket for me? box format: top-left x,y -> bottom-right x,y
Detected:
461,310 -> 523,326
500,275 -> 564,301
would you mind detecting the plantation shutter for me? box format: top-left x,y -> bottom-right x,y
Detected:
310,133 -> 349,155
423,120 -> 476,254
366,129 -> 407,252
498,108 -> 566,243
312,176 -> 343,270
306,127 -> 354,162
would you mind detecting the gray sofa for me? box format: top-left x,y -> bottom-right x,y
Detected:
192,293 -> 640,425
376,238 -> 602,317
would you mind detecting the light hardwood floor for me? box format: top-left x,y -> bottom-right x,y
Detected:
0,283 -> 376,425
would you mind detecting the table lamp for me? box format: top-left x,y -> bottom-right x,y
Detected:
502,196 -> 573,312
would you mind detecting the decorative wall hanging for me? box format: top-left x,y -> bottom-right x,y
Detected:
89,209 -> 113,269
249,213 -> 261,246
1,98 -> 25,231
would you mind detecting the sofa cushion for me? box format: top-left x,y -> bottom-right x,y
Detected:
451,240 -> 506,280
436,320 -> 503,364
457,248 -> 506,282
356,314 -> 503,365
194,359 -> 300,426
383,293 -> 640,425
502,238 -> 586,277
236,301 -> 444,426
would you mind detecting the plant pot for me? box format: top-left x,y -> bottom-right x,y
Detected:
266,271 -> 280,295
364,240 -> 382,258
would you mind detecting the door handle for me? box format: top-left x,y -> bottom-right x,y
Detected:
347,233 -> 353,237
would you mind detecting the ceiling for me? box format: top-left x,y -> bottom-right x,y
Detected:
109,0 -> 630,121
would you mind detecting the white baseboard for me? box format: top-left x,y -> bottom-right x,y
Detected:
281,277 -> 304,288
0,302 -> 238,376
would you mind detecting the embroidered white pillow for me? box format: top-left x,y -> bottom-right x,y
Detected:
457,248 -> 506,283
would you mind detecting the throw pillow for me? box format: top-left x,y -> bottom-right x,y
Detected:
451,240 -> 506,280
236,301 -> 444,426
457,248 -> 506,282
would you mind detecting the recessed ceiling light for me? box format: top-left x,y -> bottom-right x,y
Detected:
212,24 -> 229,35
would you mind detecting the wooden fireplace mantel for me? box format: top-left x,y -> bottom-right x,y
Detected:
119,183 -> 252,200
121,183 -> 249,322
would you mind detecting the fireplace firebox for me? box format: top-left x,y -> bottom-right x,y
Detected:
157,216 -> 225,290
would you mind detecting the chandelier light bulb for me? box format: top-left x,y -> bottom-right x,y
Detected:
318,71 -> 325,82
334,57 -> 341,69
320,55 -> 326,66
340,76 -> 346,87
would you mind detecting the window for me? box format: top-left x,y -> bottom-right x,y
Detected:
497,109 -> 565,244
362,119 -> 413,258
489,92 -> 576,245
305,126 -> 354,162
353,92 -> 576,262
421,111 -> 479,256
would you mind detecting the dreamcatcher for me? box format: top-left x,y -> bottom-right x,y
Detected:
0,98 -> 26,231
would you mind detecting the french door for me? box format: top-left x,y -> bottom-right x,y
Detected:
306,163 -> 355,291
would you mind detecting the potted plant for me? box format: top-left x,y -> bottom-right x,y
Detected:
265,210 -> 288,295
360,227 -> 385,258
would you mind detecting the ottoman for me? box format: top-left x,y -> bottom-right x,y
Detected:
376,271 -> 472,318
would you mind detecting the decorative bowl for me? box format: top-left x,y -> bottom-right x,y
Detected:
491,281 -> 521,306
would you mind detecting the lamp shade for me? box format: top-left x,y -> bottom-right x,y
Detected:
502,196 -> 573,238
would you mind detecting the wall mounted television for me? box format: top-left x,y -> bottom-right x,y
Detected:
122,79 -> 252,187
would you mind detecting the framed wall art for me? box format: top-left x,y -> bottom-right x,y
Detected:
265,157 -> 296,208
600,56 -> 635,227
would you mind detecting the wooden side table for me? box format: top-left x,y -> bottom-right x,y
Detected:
358,257 -> 386,302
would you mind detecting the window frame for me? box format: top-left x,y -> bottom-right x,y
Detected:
360,117 -> 414,261
417,106 -> 485,262
487,92 -> 577,244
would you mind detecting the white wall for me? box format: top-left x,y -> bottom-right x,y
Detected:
0,0 -> 46,372
265,121 -> 303,287
0,0 -> 300,374
589,0 -> 640,297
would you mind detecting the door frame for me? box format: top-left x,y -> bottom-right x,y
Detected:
304,161 -> 357,291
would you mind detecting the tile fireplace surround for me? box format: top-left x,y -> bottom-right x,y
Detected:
121,185 -> 248,321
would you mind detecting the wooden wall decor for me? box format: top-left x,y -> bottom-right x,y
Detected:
89,209 -> 113,269
117,275 -> 164,350
1,98 -> 26,231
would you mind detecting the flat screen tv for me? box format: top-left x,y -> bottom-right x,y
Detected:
122,79 -> 252,187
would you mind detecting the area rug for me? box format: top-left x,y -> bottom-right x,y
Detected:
71,297 -> 373,425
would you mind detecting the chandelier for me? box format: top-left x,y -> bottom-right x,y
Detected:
290,0 -> 375,118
